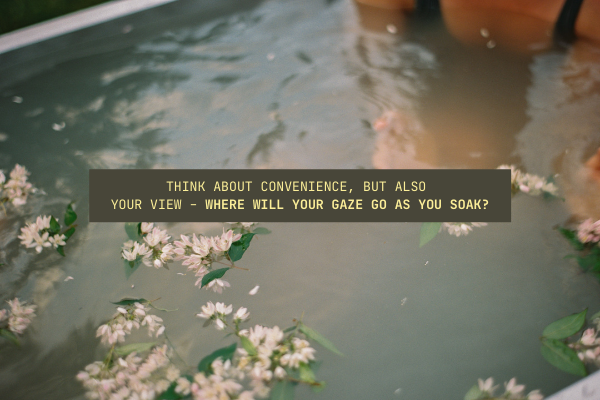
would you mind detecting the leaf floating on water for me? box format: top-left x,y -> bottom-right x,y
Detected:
0,328 -> 20,347
49,216 -> 61,235
540,338 -> 587,376
63,227 -> 76,240
463,385 -> 482,400
124,259 -> 142,279
228,233 -> 255,262
56,245 -> 66,257
419,222 -> 441,247
270,379 -> 296,400
124,222 -> 143,241
201,268 -> 229,288
157,379 -> 191,400
198,343 -> 237,373
112,297 -> 148,306
542,309 -> 587,340
299,323 -> 343,356
64,202 -> 77,226
240,336 -> 258,357
299,362 -> 316,383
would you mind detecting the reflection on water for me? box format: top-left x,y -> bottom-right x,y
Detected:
516,40 -> 600,221
1,0 -> 600,399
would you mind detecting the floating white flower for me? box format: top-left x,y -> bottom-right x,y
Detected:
96,302 -> 164,346
470,377 -> 543,400
234,307 -> 250,321
215,302 -> 233,316
212,229 -> 242,253
4,298 -> 37,335
77,345 -> 175,400
207,278 -> 231,293
197,301 -> 216,319
478,377 -> 498,394
577,218 -> 600,245
505,377 -> 526,397
18,215 -> 69,254
498,164 -> 558,197
441,222 -> 487,237
0,164 -> 36,207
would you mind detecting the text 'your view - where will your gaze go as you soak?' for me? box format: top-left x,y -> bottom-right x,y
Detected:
88,169 -> 510,222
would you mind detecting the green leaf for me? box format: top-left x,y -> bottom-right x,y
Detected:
543,309 -> 587,339
269,379 -> 296,400
49,216 -> 61,235
420,222 -> 441,247
252,227 -> 271,235
283,326 -> 297,334
125,222 -> 142,241
124,259 -> 142,279
114,342 -> 157,357
63,227 -> 76,240
0,328 -> 20,347
240,335 -> 258,357
540,338 -> 587,376
64,202 -> 77,226
198,343 -> 237,373
201,268 -> 229,288
299,323 -> 343,356
312,381 -> 326,393
558,227 -> 584,251
298,363 -> 315,383
157,381 -> 185,400
228,233 -> 255,262
112,297 -> 148,306
463,385 -> 482,400
56,246 -> 65,257
577,255 -> 595,271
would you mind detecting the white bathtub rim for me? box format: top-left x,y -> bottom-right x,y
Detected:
0,0 -> 176,54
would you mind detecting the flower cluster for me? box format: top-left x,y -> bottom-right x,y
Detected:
470,377 -> 543,400
122,223 -> 174,269
18,215 -> 67,253
197,301 -> 320,397
576,218 -> 600,245
122,223 -> 243,292
197,301 -> 249,330
172,228 -> 241,292
0,164 -> 35,207
569,327 -> 600,366
178,358 -> 261,400
237,325 -> 316,387
96,302 -> 164,346
441,222 -> 488,237
0,298 -> 37,335
498,165 -> 558,197
77,345 -> 177,400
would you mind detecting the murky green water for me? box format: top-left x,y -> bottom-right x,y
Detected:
2,0 -> 600,399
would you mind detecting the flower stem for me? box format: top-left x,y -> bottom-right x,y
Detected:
214,260 -> 249,271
